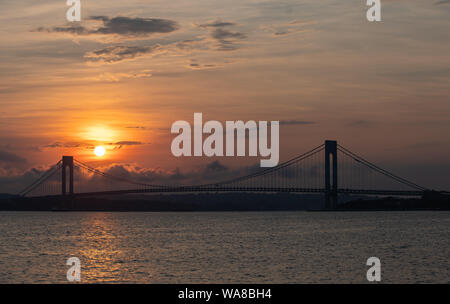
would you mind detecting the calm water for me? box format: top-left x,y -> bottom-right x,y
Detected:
0,211 -> 448,283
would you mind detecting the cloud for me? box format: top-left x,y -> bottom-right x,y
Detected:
43,140 -> 143,151
0,164 -> 58,194
198,21 -> 236,28
92,70 -> 152,82
88,16 -> 179,36
197,20 -> 247,51
44,142 -> 82,148
0,150 -> 27,164
35,16 -> 179,39
186,59 -> 220,70
125,126 -> 147,130
71,163 -> 189,191
211,28 -> 247,51
35,25 -> 87,35
112,141 -> 142,146
0,157 -> 324,195
280,120 -> 315,126
261,20 -> 314,37
35,17 -> 243,65
187,63 -> 218,70
174,38 -> 209,52
211,28 -> 247,40
84,45 -> 161,63
84,160 -> 259,187
0,160 -> 262,194
205,160 -> 228,173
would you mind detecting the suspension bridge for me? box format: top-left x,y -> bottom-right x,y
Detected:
18,140 -> 431,209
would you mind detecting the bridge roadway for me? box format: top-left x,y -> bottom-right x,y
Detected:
56,187 -> 424,198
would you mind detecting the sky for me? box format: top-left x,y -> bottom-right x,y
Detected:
0,0 -> 450,193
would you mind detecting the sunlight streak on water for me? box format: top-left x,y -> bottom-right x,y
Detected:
0,211 -> 448,283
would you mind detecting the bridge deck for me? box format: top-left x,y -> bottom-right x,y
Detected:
49,187 -> 424,198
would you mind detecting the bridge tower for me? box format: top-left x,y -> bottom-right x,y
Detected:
325,140 -> 338,209
62,156 -> 74,195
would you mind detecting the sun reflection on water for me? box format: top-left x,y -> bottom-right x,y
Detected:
76,213 -> 126,282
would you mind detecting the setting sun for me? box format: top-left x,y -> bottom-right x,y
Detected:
94,146 -> 106,157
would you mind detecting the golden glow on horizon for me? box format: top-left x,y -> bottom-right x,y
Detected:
94,146 -> 106,157
82,126 -> 117,142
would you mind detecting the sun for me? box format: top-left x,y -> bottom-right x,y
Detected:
94,146 -> 106,157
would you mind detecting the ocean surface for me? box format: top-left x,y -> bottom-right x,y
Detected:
0,211 -> 448,283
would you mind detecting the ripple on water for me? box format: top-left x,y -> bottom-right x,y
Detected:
0,211 -> 448,283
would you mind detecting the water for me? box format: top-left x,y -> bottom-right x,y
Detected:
0,211 -> 448,283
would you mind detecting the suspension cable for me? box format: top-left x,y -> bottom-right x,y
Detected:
198,143 -> 325,187
73,159 -> 167,188
19,141 -> 429,197
19,160 -> 62,196
74,144 -> 325,189
337,144 -> 427,191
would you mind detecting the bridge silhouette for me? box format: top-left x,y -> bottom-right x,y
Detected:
18,140 -> 430,209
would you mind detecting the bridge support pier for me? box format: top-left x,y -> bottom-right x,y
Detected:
325,140 -> 338,209
62,156 -> 74,196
